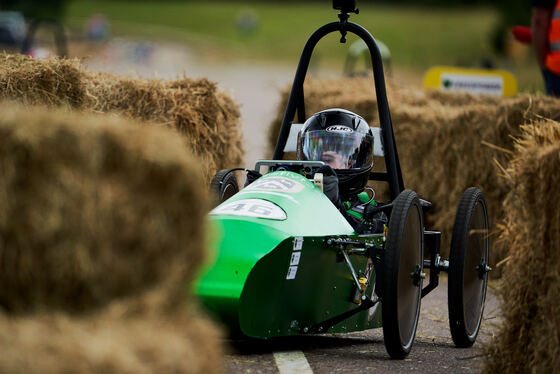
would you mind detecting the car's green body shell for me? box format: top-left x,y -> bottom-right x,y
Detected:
194,170 -> 383,338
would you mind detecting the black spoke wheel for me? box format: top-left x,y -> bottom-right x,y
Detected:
382,190 -> 424,359
210,170 -> 239,206
448,187 -> 489,348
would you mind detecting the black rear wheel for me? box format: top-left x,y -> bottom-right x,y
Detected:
210,170 -> 239,206
382,190 -> 424,359
448,187 -> 489,347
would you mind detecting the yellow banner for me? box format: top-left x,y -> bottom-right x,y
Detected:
423,66 -> 518,97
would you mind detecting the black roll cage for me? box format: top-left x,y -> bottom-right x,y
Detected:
272,18 -> 404,200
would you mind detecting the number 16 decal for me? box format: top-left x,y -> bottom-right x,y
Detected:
210,199 -> 287,220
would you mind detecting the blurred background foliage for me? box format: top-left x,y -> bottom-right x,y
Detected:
0,0 -> 539,91
0,0 -> 69,22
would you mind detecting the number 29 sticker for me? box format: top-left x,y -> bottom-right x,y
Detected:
210,199 -> 287,220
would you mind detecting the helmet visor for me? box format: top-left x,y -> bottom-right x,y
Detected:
301,130 -> 374,170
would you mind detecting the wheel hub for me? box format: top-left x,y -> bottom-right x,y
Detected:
476,258 -> 492,280
410,264 -> 425,287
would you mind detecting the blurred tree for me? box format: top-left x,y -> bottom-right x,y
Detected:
0,0 -> 69,22
194,0 -> 492,3
492,0 -> 531,54
0,0 -> 70,57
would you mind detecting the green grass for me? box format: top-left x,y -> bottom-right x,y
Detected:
67,1 -> 499,67
66,1 -> 542,91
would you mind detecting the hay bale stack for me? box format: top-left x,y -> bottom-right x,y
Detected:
269,78 -> 560,264
268,79 -> 506,152
483,120 -> 560,373
0,307 -> 222,374
0,54 -> 244,180
392,93 -> 560,265
0,104 -> 224,373
0,104 -> 207,314
87,73 -> 243,180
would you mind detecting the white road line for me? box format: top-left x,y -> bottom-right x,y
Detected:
273,351 -> 314,374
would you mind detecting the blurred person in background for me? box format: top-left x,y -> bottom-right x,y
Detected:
0,0 -> 68,56
532,0 -> 560,96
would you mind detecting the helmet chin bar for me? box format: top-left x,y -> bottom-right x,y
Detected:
337,166 -> 373,200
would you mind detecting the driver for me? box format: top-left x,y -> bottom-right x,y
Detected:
320,150 -> 350,170
297,108 -> 387,234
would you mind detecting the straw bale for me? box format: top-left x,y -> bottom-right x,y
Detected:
87,73 -> 243,180
0,54 -> 244,181
0,54 -> 92,108
483,119 -> 560,373
268,78 -> 560,265
0,306 -> 223,374
392,93 -> 560,266
0,104 -> 208,314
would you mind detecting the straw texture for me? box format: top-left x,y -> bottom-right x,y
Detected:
0,104 -> 208,314
483,119 -> 560,373
0,306 -> 223,374
0,103 -> 224,373
0,53 -> 244,181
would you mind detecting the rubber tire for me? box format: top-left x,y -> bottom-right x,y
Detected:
382,190 -> 424,359
210,170 -> 239,206
448,187 -> 489,348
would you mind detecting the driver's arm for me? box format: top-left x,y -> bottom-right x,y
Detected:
315,165 -> 364,231
316,165 -> 342,208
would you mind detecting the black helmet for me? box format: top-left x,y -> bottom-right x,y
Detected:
297,108 -> 374,198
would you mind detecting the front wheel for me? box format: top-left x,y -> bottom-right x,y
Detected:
382,190 -> 424,359
210,170 -> 239,206
448,187 -> 489,347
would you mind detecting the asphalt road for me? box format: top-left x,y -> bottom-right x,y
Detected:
223,275 -> 499,374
